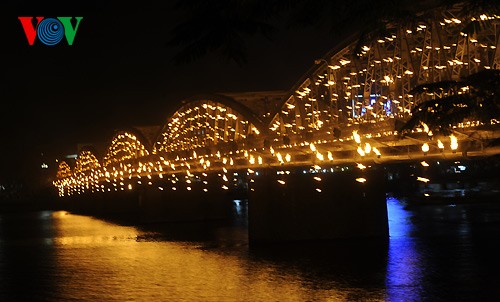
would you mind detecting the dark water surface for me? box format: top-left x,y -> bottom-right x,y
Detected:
1,198 -> 500,301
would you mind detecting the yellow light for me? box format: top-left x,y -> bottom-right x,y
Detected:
127,184 -> 132,190
277,180 -> 286,185
285,153 -> 291,162
313,177 -> 321,181
372,147 -> 381,157
421,161 -> 429,167
357,163 -> 366,170
356,178 -> 366,183
276,152 -> 284,163
422,143 -> 429,153
352,130 -> 361,144
316,152 -> 324,161
258,156 -> 263,165
450,135 -> 458,151
437,139 -> 444,149
364,143 -> 371,154
421,122 -> 429,133
357,146 -> 365,157
327,151 -> 333,161
417,177 -> 430,183
309,143 -> 316,152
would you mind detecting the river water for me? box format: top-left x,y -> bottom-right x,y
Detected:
1,198 -> 500,301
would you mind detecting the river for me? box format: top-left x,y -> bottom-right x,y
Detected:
1,198 -> 500,301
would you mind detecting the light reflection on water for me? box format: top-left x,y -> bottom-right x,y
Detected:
1,199 -> 500,301
386,197 -> 424,302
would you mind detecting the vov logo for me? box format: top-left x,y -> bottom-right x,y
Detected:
18,17 -> 83,46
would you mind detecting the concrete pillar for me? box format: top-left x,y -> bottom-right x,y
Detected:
248,166 -> 388,244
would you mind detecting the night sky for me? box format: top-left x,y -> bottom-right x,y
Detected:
1,1 -> 337,181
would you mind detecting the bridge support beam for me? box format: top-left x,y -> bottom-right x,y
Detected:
248,167 -> 388,244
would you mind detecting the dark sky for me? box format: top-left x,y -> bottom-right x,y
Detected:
1,1 -> 337,180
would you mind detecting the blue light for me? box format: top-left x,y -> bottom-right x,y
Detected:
387,197 -> 411,238
385,99 -> 392,115
385,197 -> 424,301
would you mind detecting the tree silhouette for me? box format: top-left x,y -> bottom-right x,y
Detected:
399,69 -> 500,136
167,0 -> 499,65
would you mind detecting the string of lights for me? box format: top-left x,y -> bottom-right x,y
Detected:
54,8 -> 500,197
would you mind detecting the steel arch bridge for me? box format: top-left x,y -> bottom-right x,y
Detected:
54,5 -> 500,197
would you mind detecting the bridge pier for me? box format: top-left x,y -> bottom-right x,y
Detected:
247,166 -> 388,244
61,174 -> 236,224
138,175 -> 235,223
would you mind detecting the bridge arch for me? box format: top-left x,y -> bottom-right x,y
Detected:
153,93 -> 266,155
103,130 -> 151,167
55,161 -> 72,180
269,4 -> 500,140
74,149 -> 101,175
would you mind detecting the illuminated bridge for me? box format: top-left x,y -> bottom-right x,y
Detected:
54,5 -> 500,244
